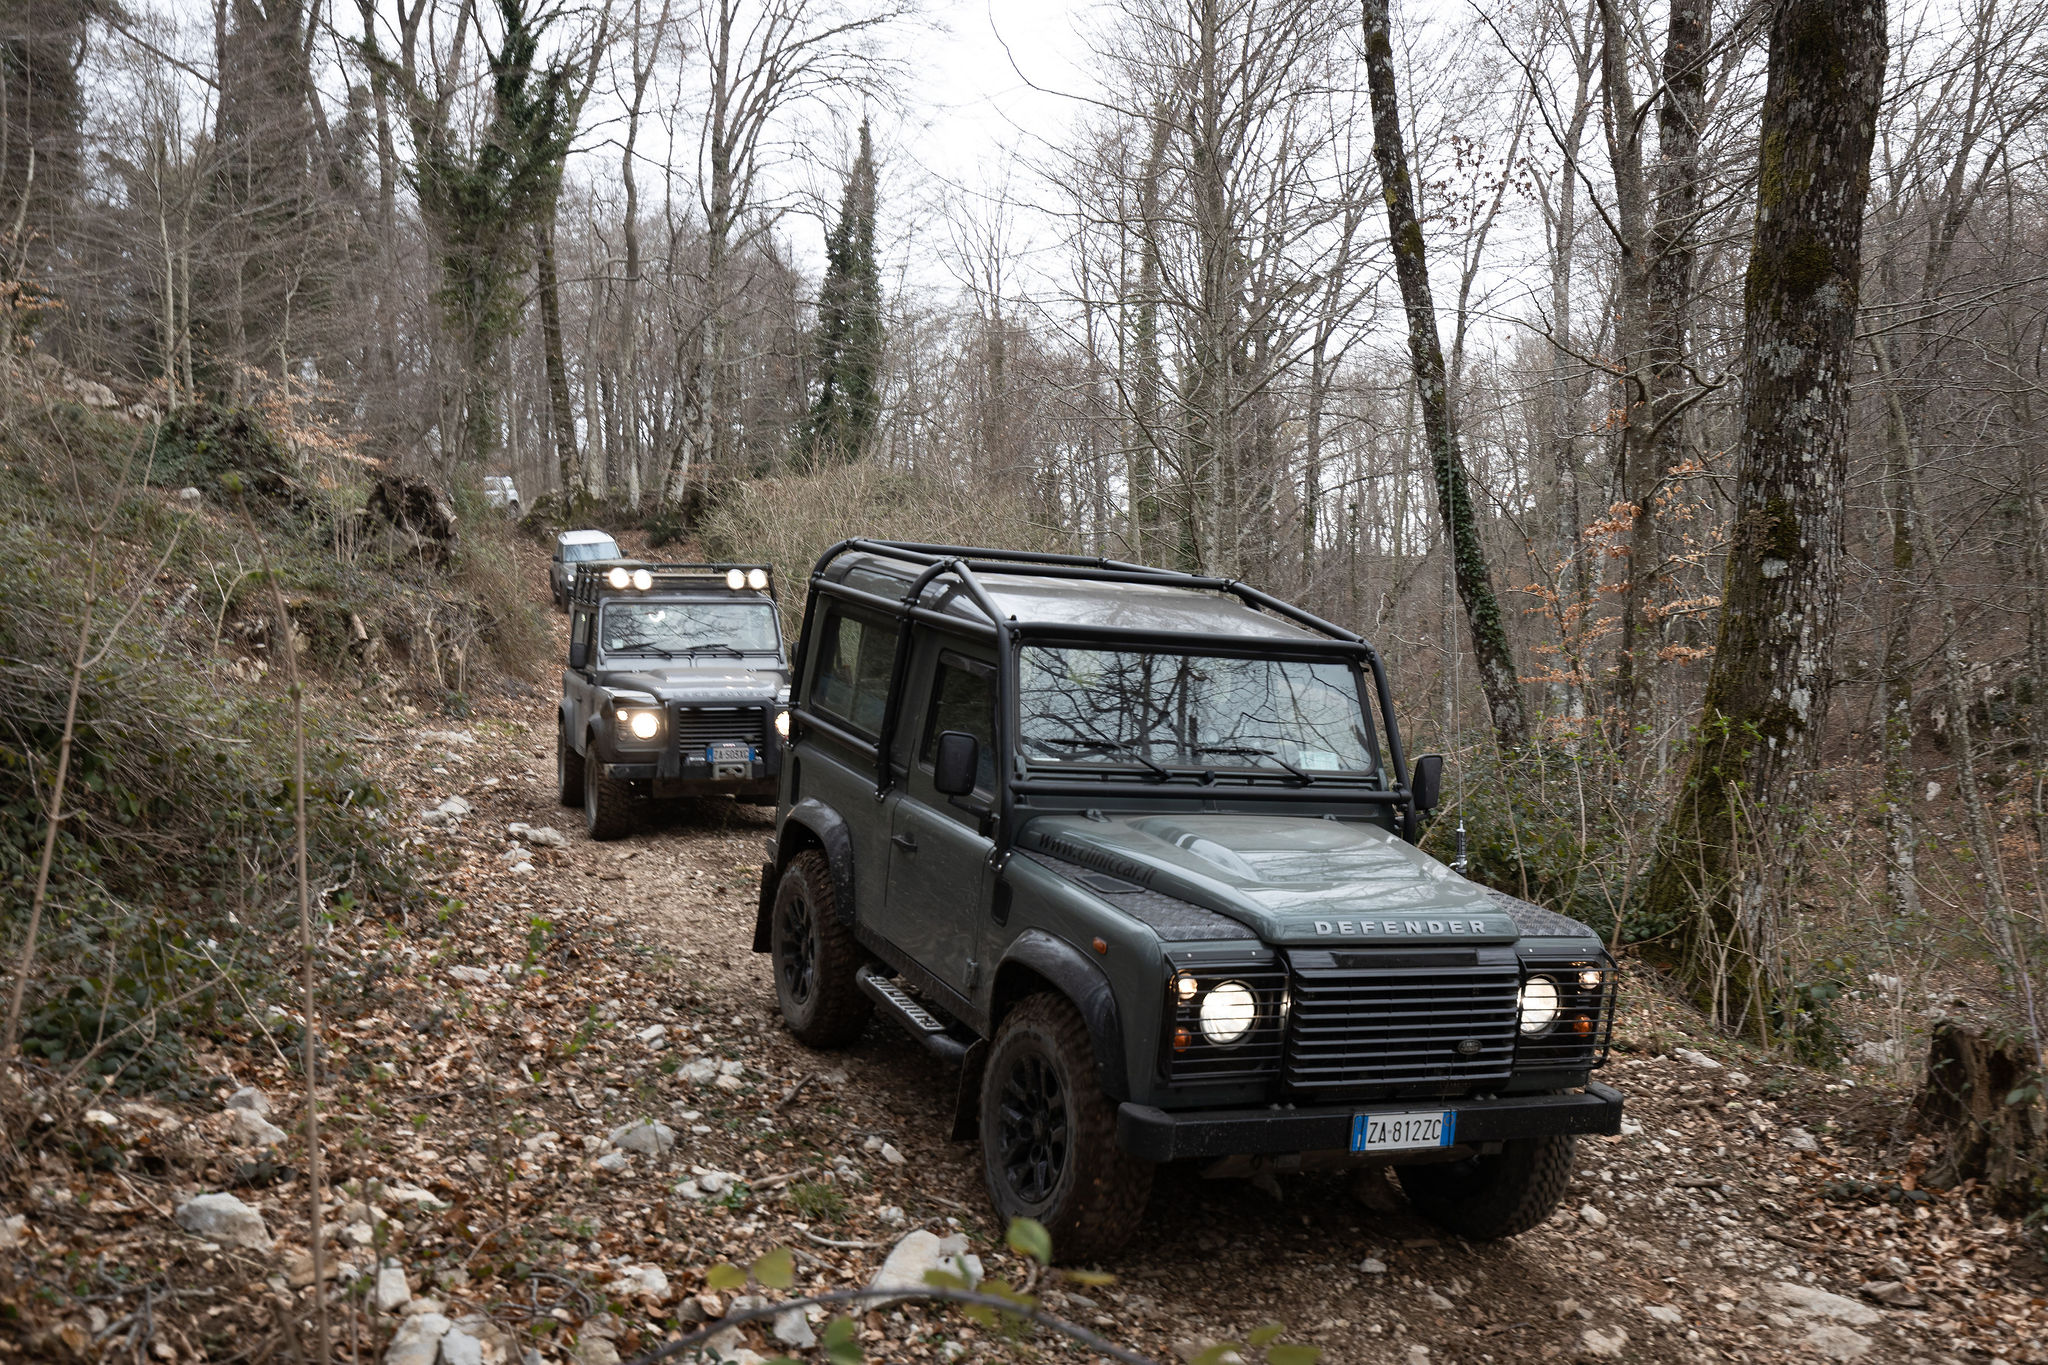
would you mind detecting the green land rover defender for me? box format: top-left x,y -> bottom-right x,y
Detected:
754,542 -> 1622,1258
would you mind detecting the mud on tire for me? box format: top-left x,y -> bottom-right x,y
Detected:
771,851 -> 871,1047
1397,1133 -> 1576,1240
979,993 -> 1151,1263
583,761 -> 634,841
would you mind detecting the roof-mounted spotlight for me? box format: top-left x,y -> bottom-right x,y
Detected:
631,568 -> 653,591
746,568 -> 769,591
725,569 -> 746,590
607,566 -> 631,589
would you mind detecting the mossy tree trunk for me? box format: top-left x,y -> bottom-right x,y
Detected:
1360,0 -> 1526,749
1632,0 -> 1886,1027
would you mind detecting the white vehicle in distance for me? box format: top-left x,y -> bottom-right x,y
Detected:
550,529 -> 625,610
483,475 -> 521,514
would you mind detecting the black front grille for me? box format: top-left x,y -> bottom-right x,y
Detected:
670,705 -> 767,754
1283,949 -> 1520,1097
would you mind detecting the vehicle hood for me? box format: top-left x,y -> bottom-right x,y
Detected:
597,667 -> 787,704
1018,812 -> 1524,945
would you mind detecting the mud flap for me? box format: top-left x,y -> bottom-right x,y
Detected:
950,1039 -> 988,1142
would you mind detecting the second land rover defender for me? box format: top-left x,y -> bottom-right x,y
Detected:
557,562 -> 790,839
755,541 -> 1622,1259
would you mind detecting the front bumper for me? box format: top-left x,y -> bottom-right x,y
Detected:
599,761 -> 775,798
1116,1081 -> 1623,1162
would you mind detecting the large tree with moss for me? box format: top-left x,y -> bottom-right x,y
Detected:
1632,0 -> 1887,1027
800,119 -> 882,470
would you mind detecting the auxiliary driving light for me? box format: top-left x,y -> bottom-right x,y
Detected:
1174,972 -> 1198,1004
607,566 -> 631,589
746,568 -> 769,590
725,569 -> 746,589
627,710 -> 660,740
1197,980 -> 1257,1046
1518,975 -> 1560,1035
631,568 -> 653,591
1578,968 -> 1605,989
774,709 -> 791,739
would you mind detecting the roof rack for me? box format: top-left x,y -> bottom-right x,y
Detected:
807,539 -> 1363,645
570,561 -> 777,607
793,539 -> 1412,862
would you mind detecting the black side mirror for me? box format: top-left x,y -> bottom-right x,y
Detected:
568,639 -> 589,670
933,730 -> 980,796
1411,754 -> 1444,814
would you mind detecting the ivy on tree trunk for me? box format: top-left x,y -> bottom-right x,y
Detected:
1360,0 -> 1526,748
1632,0 -> 1887,1027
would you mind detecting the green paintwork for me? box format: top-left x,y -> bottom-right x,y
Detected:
1018,813 -> 1517,945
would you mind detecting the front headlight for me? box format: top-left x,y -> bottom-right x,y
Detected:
1518,975 -> 1560,1035
1198,980 -> 1257,1046
774,709 -> 790,739
624,709 -> 661,740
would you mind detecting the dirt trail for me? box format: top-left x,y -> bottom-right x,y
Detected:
23,547 -> 2031,1365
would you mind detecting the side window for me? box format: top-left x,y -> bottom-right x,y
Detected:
920,651 -> 997,793
810,608 -> 898,738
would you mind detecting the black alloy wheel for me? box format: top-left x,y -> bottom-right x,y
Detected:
996,1052 -> 1069,1206
776,885 -> 820,1012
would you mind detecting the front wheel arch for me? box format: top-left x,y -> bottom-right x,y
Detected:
989,931 -> 1130,1103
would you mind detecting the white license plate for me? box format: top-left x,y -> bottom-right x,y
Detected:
1351,1110 -> 1455,1153
707,743 -> 753,764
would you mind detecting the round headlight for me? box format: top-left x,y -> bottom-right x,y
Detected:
773,708 -> 791,738
1198,981 -> 1257,1046
725,569 -> 746,590
607,566 -> 631,589
746,568 -> 769,590
1518,975 -> 1560,1035
631,568 -> 653,591
628,710 -> 660,740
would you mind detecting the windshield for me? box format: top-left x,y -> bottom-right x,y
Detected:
599,602 -> 780,657
563,539 -> 622,563
1018,646 -> 1378,778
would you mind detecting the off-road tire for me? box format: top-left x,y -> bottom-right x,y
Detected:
557,724 -> 585,806
1397,1133 -> 1576,1240
979,994 -> 1152,1263
583,760 -> 634,841
770,851 -> 871,1048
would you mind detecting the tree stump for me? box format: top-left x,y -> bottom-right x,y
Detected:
1918,1020 -> 2047,1213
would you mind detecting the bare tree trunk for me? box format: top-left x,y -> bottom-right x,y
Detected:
1601,0 -> 1654,735
1633,0 -> 1886,1027
1361,0 -> 1527,748
535,219 -> 581,496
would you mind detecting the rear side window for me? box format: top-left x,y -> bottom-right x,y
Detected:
811,608 -> 898,737
920,652 -> 997,792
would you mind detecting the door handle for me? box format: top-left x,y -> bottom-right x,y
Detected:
891,833 -> 918,853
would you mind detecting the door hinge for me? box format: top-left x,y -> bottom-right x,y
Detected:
965,958 -> 981,989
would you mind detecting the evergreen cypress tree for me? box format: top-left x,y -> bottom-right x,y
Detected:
802,120 -> 882,469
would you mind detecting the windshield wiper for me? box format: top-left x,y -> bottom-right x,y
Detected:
1195,744 -> 1312,784
1031,735 -> 1172,780
607,639 -> 674,659
676,642 -> 747,657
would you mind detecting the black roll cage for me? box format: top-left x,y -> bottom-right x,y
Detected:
789,540 -> 1415,862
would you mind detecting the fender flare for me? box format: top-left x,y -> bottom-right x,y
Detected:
755,799 -> 857,952
993,929 -> 1131,1102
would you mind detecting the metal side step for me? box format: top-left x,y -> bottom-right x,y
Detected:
856,966 -> 970,1062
